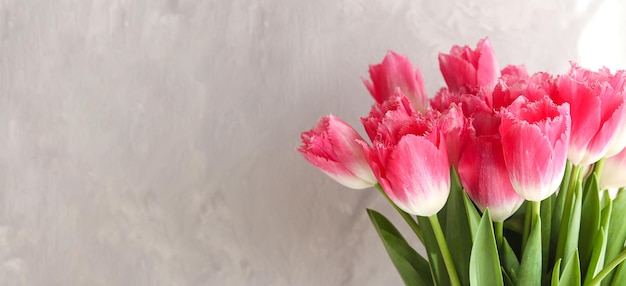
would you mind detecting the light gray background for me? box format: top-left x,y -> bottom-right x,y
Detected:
1,0 -> 625,285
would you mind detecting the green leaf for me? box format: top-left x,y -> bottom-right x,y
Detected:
580,174 -> 601,274
601,190 -> 611,211
502,267 -> 515,286
610,258 -> 626,286
417,216 -> 450,286
518,215 -> 542,285
557,181 -> 582,268
445,170 -> 472,286
469,209 -> 503,286
500,237 -> 520,285
462,191 -> 480,241
552,259 -> 562,286
560,250 -> 580,286
367,209 -> 433,286
552,184 -> 568,265
604,190 -> 626,284
583,228 -> 606,285
542,195 -> 553,275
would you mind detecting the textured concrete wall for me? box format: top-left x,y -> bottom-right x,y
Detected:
0,0 -> 624,285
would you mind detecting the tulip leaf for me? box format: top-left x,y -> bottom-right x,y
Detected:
552,258 -> 562,286
610,259 -> 626,286
604,190 -> 626,283
502,267 -> 515,286
469,209 -> 503,286
518,215 -> 542,285
417,215 -> 450,286
542,195 -> 553,275
560,250 -> 580,286
583,227 -> 606,285
462,191 -> 480,241
557,181 -> 582,268
580,174 -> 601,274
367,209 -> 433,286
500,237 -> 520,285
552,163 -> 571,263
444,169 -> 471,286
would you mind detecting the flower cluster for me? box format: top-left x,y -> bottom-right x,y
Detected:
298,38 -> 626,285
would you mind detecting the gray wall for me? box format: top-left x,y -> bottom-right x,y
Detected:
0,0 -> 624,285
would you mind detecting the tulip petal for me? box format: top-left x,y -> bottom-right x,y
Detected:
384,134 -> 450,217
458,136 -> 524,222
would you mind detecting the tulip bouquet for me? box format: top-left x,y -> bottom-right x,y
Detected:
298,38 -> 626,285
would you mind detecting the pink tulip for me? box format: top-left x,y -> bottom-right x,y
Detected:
553,64 -> 626,166
435,103 -> 472,167
431,87 -> 493,118
298,115 -> 376,189
499,97 -> 571,201
501,64 -> 529,77
457,113 -> 524,222
600,147 -> 626,189
361,90 -> 418,142
364,51 -> 429,113
360,111 -> 450,216
492,72 -> 557,109
438,37 -> 501,92
604,70 -> 626,157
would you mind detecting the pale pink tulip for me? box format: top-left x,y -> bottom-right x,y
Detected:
298,115 -> 376,189
500,97 -> 571,201
364,51 -> 429,113
360,111 -> 450,217
600,147 -> 626,189
438,37 -> 501,92
553,64 -> 626,166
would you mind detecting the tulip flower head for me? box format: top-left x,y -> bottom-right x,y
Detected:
361,101 -> 450,217
554,64 -> 626,166
499,96 -> 571,201
438,37 -> 501,92
457,113 -> 524,222
364,51 -> 429,113
298,115 -> 377,189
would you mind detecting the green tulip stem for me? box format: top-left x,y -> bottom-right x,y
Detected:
375,184 -> 424,244
587,248 -> 626,286
495,221 -> 504,248
428,214 -> 461,286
